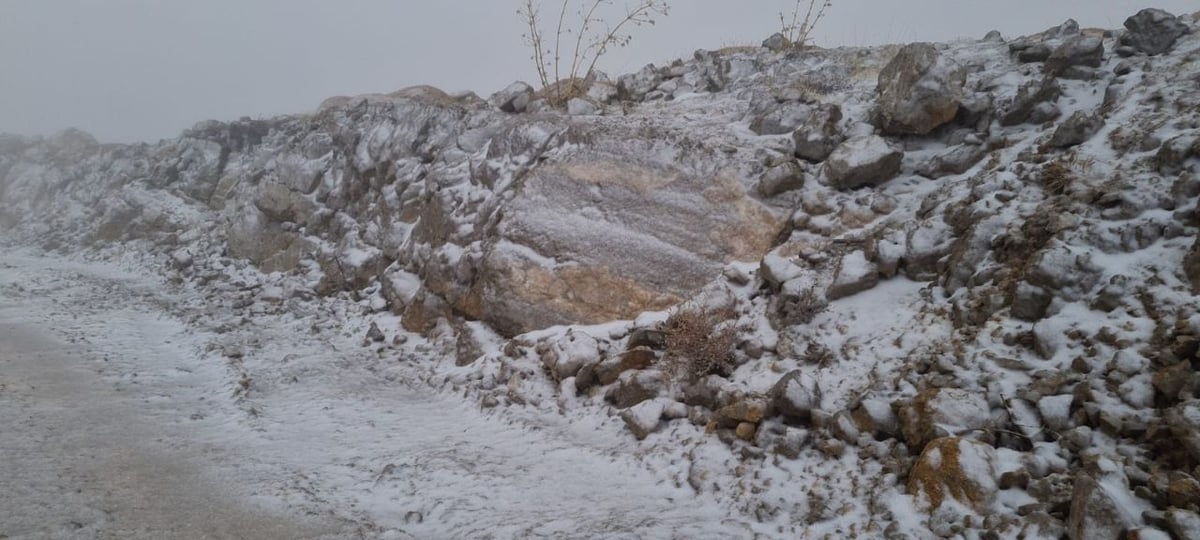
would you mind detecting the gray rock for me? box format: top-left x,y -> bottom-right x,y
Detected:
539,330 -> 602,381
983,30 -> 1004,43
916,143 -> 988,178
1028,102 -> 1063,124
1166,400 -> 1200,463
1000,79 -> 1063,126
827,250 -> 879,299
1156,134 -> 1200,174
566,98 -> 600,116
749,99 -> 814,136
1167,509 -> 1200,540
758,161 -> 807,197
791,103 -> 844,162
822,135 -> 904,190
1120,8 -> 1190,56
873,43 -> 966,135
489,82 -> 535,113
1112,60 -> 1134,76
617,64 -> 663,101
1068,474 -> 1141,540
1017,43 -> 1054,63
606,369 -> 668,408
1043,19 -> 1080,39
1186,237 -> 1200,294
1046,111 -> 1104,148
1044,36 -> 1104,77
762,32 -> 791,52
621,398 -> 667,440
770,370 -> 822,423
1010,281 -> 1053,321
366,321 -> 386,342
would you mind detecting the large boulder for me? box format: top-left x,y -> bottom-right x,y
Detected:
826,250 -> 879,300
770,370 -> 822,423
1068,472 -> 1146,540
908,437 -> 998,512
489,82 -> 535,113
1046,111 -> 1104,148
873,43 -> 966,135
1043,36 -> 1104,77
1120,9 -> 1190,56
898,387 -> 993,449
1000,78 -> 1062,126
791,103 -> 844,162
822,136 -> 903,190
478,123 -> 786,336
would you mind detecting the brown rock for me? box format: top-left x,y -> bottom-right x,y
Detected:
595,347 -> 657,386
736,422 -> 758,441
907,437 -> 998,511
873,43 -> 966,135
1168,474 -> 1200,509
479,153 -> 786,336
714,396 -> 771,428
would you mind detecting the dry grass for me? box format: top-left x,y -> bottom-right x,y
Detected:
1040,159 -> 1075,195
659,305 -> 738,380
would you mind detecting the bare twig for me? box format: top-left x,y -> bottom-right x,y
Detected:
518,0 -> 670,107
779,0 -> 834,48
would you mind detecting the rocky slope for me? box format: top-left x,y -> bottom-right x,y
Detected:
4,7 -> 1200,538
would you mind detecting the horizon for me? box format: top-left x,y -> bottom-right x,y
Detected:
1,0 -> 1195,143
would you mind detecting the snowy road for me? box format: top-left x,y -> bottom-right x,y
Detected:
0,251 -> 746,539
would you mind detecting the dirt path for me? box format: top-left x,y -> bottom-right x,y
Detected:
0,276 -> 344,539
0,251 -> 747,539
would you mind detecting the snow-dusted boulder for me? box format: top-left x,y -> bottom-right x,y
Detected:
770,370 -> 822,423
1121,8 -> 1190,56
757,161 -> 807,197
907,437 -> 998,511
1046,111 -> 1104,148
916,143 -> 988,178
1068,470 -> 1147,540
873,43 -> 965,135
477,124 -> 786,335
1043,36 -> 1104,77
489,81 -> 535,113
620,398 -> 668,440
791,103 -> 843,162
822,135 -> 903,190
1000,78 -> 1062,126
826,250 -> 879,300
899,387 -> 993,449
539,330 -> 602,381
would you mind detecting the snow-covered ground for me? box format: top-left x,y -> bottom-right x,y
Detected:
0,250 -> 749,539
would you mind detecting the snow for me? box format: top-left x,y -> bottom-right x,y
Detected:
0,251 -> 751,538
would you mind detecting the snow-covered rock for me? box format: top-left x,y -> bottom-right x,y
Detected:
822,135 -> 903,190
769,370 -> 821,423
907,437 -> 998,511
899,388 -> 993,449
873,43 -> 965,135
1120,8 -> 1190,56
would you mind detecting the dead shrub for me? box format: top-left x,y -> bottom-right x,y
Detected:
658,305 -> 738,380
1040,159 -> 1075,195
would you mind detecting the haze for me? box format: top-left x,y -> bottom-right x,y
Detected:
1,0 -> 1194,143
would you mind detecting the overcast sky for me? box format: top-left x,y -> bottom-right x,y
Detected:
1,1 -> 1194,143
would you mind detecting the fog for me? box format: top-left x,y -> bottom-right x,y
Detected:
1,0 -> 1194,143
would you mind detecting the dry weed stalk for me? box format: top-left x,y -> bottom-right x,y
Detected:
519,0 -> 670,105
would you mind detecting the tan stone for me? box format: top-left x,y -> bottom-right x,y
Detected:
908,437 -> 998,511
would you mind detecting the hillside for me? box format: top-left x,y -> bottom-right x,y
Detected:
3,7 -> 1200,539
